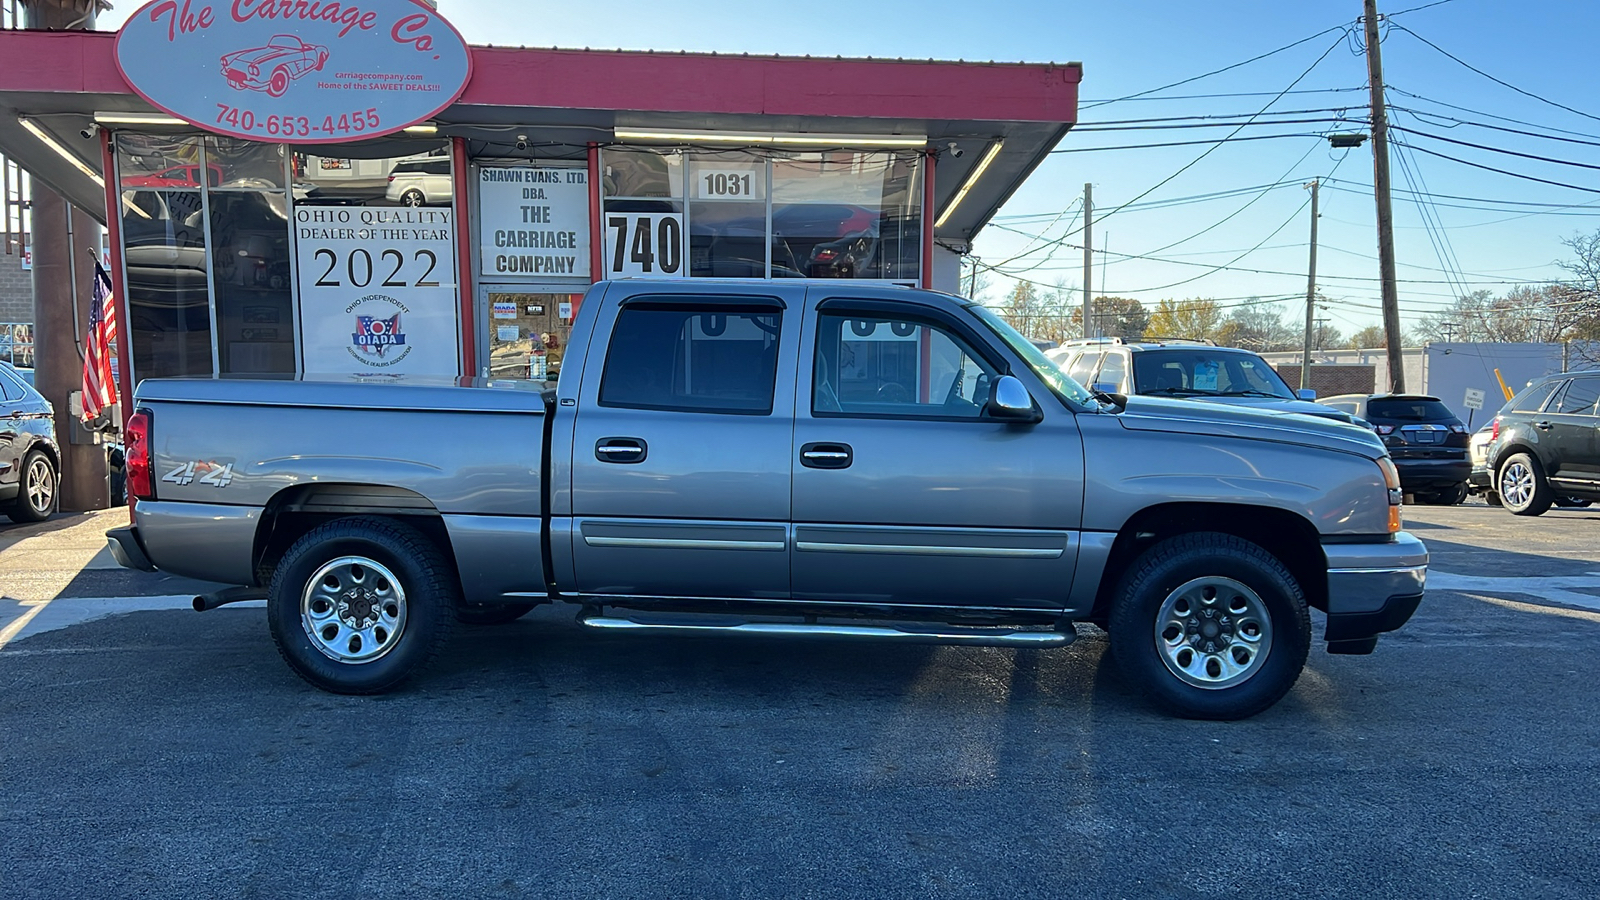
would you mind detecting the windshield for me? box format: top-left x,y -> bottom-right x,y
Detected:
1131,349 -> 1295,399
969,305 -> 1095,405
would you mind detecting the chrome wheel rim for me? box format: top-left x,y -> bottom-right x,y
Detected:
25,458 -> 53,514
1500,462 -> 1534,508
1155,576 -> 1272,690
300,556 -> 407,664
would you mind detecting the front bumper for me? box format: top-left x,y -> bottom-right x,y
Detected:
1322,531 -> 1428,654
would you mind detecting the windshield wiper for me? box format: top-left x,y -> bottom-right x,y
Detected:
1143,387 -> 1205,396
1214,389 -> 1287,398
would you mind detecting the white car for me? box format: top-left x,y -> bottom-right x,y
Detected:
384,157 -> 452,207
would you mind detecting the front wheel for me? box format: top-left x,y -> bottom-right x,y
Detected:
1498,453 -> 1552,516
1108,533 -> 1310,720
268,517 -> 458,694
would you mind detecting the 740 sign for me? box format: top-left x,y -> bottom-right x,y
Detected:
605,213 -> 683,278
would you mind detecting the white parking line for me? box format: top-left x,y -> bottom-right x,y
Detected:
1429,570 -> 1600,612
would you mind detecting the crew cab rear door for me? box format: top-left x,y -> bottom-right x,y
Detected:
563,284 -> 803,599
790,291 -> 1083,610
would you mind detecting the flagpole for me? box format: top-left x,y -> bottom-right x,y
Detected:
66,199 -> 85,361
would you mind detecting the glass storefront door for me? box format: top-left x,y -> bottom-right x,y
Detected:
483,289 -> 584,381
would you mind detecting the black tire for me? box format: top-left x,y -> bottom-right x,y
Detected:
1108,532 -> 1311,721
1498,452 -> 1552,516
456,602 -> 537,626
400,189 -> 425,207
6,449 -> 57,523
267,517 -> 458,694
1432,483 -> 1468,506
1412,491 -> 1438,506
1483,490 -> 1503,507
1553,496 -> 1592,509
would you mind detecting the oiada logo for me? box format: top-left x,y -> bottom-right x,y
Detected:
347,294 -> 411,366
115,0 -> 474,143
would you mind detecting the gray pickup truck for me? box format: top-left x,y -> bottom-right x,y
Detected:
107,279 -> 1426,719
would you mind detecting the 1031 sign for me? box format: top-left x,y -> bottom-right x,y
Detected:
605,213 -> 684,278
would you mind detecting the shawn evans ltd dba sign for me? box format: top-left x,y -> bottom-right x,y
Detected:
115,0 -> 473,143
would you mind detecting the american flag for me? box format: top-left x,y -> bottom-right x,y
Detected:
82,258 -> 119,421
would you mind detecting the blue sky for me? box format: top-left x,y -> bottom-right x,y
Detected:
101,1 -> 1600,335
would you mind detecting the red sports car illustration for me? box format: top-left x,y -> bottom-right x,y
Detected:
221,35 -> 329,98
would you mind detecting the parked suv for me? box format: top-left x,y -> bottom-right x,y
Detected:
0,360 -> 59,523
1046,338 -> 1353,422
384,157 -> 451,207
1480,371 -> 1600,515
1322,394 -> 1470,504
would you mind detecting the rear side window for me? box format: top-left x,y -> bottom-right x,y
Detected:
599,303 -> 781,414
1510,380 -> 1559,413
1067,351 -> 1102,384
1096,352 -> 1127,390
1553,377 -> 1600,415
0,368 -> 22,401
1367,398 -> 1454,421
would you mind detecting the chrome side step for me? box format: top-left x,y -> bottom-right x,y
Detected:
576,611 -> 1075,648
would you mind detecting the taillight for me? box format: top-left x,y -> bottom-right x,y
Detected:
1491,419 -> 1500,440
1375,424 -> 1394,435
126,409 -> 154,503
387,175 -> 395,182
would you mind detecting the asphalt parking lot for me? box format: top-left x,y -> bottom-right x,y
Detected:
2,503 -> 1597,899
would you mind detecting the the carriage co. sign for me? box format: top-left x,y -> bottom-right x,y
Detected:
115,0 -> 473,143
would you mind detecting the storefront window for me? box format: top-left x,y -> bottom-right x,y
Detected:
485,291 -> 579,380
771,150 -> 921,281
600,146 -> 922,282
117,134 -> 214,379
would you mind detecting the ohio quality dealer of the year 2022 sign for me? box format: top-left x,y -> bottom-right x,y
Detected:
295,203 -> 459,376
115,0 -> 473,142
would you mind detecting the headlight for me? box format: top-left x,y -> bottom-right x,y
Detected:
1377,456 -> 1403,533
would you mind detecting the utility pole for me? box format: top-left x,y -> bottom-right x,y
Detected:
1081,183 -> 1093,339
1364,0 -> 1406,392
1300,179 -> 1320,392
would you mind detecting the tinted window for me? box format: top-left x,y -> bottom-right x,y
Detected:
1132,350 -> 1293,398
1067,351 -> 1102,384
1367,398 -> 1454,421
1510,380 -> 1559,413
1554,377 -> 1600,415
600,304 -> 780,414
813,313 -> 997,419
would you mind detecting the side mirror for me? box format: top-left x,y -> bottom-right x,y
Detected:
1092,382 -> 1117,394
986,374 -> 1042,423
1296,388 -> 1317,400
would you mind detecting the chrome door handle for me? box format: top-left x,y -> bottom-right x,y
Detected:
800,442 -> 852,469
595,437 -> 647,464
1535,421 -> 1553,430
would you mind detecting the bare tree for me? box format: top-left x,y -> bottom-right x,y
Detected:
1070,296 -> 1148,341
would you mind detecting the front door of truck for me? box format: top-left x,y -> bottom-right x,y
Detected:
790,295 -> 1083,610
567,288 -> 801,599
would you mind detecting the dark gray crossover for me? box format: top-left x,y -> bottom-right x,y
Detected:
0,360 -> 59,523
1479,370 -> 1600,515
106,281 -> 1427,720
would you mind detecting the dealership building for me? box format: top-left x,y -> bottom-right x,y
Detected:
0,4 -> 1078,410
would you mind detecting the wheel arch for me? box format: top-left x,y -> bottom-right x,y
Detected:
1089,502 -> 1327,622
252,483 -> 459,588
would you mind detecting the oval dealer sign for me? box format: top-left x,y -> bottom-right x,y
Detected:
115,0 -> 473,143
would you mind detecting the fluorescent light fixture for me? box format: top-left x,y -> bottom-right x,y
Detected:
614,127 -> 926,148
19,117 -> 103,188
93,110 -> 188,126
403,123 -> 439,135
934,139 -> 1004,230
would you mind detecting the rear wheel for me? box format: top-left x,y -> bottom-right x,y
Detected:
268,517 -> 457,694
6,450 -> 57,523
400,189 -> 425,207
1427,483 -> 1468,505
1483,490 -> 1503,507
1108,533 -> 1310,720
1498,453 -> 1552,516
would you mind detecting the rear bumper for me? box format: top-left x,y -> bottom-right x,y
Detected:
1322,532 -> 1428,654
1394,458 -> 1471,490
106,525 -> 157,572
121,501 -> 262,584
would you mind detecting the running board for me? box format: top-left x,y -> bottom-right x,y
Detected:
576,611 -> 1075,648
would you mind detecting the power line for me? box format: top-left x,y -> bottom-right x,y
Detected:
1389,106 -> 1600,149
1385,86 -> 1600,141
1080,24 -> 1352,109
1050,132 -> 1330,153
1399,142 -> 1600,195
1388,22 -> 1600,124
1393,124 -> 1600,172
